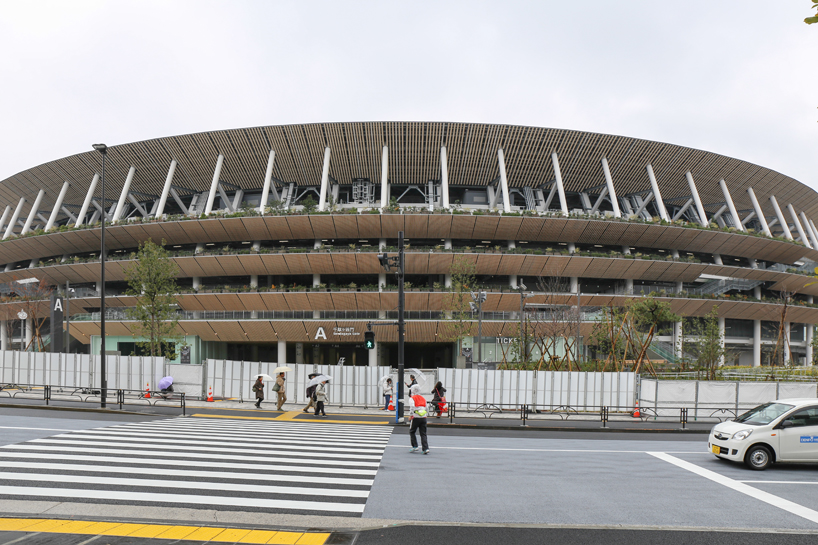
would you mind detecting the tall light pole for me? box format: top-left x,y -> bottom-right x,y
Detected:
470,291 -> 486,364
518,282 -> 534,364
92,143 -> 108,408
377,231 -> 405,423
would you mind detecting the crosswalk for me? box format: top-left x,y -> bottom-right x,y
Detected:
0,417 -> 394,517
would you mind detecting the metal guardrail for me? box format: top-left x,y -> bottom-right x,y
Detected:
0,383 -> 186,415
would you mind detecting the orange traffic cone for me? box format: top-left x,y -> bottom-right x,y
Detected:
144,382 -> 151,398
388,397 -> 394,411
206,386 -> 214,402
633,400 -> 641,418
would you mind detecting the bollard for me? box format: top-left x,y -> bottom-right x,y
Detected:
680,407 -> 688,429
521,404 -> 528,426
600,406 -> 609,428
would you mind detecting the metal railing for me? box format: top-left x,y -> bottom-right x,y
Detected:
0,383 -> 186,415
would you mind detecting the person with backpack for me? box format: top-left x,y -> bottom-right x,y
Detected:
252,376 -> 264,409
431,381 -> 447,418
274,372 -> 287,410
408,384 -> 429,454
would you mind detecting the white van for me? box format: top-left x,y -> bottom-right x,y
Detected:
708,398 -> 818,470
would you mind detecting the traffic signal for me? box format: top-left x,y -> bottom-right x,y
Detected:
364,330 -> 375,349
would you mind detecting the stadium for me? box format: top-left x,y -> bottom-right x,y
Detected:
0,121 -> 817,369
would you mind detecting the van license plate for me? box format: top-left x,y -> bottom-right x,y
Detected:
711,445 -> 720,454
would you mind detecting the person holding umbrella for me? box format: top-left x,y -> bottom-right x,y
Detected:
303,372 -> 320,413
158,376 -> 174,399
274,372 -> 287,410
252,376 -> 264,409
314,378 -> 328,417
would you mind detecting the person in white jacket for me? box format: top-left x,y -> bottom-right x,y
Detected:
408,384 -> 429,454
381,378 -> 394,410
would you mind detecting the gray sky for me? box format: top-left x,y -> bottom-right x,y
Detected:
1,1 -> 816,190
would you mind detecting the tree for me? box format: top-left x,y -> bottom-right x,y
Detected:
805,1 -> 818,24
124,239 -> 182,358
439,256 -> 477,361
683,306 -> 726,380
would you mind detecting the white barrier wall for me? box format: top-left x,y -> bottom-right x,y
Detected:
640,379 -> 818,418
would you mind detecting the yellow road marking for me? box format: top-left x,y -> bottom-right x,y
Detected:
0,518 -> 329,545
191,413 -> 390,425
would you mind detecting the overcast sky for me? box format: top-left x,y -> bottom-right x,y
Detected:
1,1 -> 816,190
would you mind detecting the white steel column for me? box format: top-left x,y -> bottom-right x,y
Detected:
3,197 -> 26,240
497,149 -> 512,213
810,220 -> 818,247
601,158 -> 621,218
685,172 -> 708,226
769,196 -> 792,239
380,146 -> 389,208
45,181 -> 70,231
746,188 -> 771,236
753,319 -> 761,367
203,154 -> 225,215
645,164 -> 669,221
440,145 -> 449,209
787,204 -> 810,247
258,150 -> 276,213
0,206 -> 11,234
800,212 -> 818,248
550,152 -> 569,217
20,190 -> 45,235
154,160 -> 178,218
76,174 -> 99,227
277,340 -> 287,364
318,147 -> 331,211
112,166 -> 136,223
0,321 -> 6,351
718,180 -> 744,231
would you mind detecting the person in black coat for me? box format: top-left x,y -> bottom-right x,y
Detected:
431,381 -> 446,418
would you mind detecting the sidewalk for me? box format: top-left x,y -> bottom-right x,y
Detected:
1,392 -> 715,433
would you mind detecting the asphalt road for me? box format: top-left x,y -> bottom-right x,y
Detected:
0,406 -> 816,544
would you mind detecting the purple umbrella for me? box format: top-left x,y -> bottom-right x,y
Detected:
158,376 -> 173,390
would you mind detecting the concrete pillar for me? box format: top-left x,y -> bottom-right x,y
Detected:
676,281 -> 684,294
0,321 -> 7,351
318,147 -> 331,211
601,158 -> 621,218
313,274 -> 321,287
3,197 -> 26,240
314,239 -> 322,250
369,341 -> 378,367
112,166 -> 136,223
645,164 -> 669,221
45,181 -> 70,232
713,254 -> 723,265
788,204 -> 811,247
295,342 -> 304,364
379,272 -> 386,292
497,149 -> 512,213
550,152 -> 569,217
753,319 -> 762,367
444,239 -> 452,250
0,205 -> 11,235
21,190 -> 45,235
719,179 -> 744,231
769,196 -> 792,239
25,317 -> 33,349
75,174 -> 99,227
570,277 -> 578,293
192,277 -> 201,290
510,275 -> 518,288
685,172 -> 709,226
625,279 -> 633,295
746,188 -> 771,236
250,275 -> 258,288
718,317 -> 725,366
259,150 -> 276,213
379,238 -> 386,250
440,146 -> 449,209
278,340 -> 287,364
155,159 -> 178,218
203,154 -> 225,215
381,146 -> 389,208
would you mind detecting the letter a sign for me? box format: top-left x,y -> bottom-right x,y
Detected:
50,293 -> 64,353
315,327 -> 327,340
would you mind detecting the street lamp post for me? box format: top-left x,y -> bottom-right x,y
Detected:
92,143 -> 108,408
470,291 -> 486,364
377,231 -> 406,423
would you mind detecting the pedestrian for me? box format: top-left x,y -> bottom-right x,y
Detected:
314,380 -> 328,417
274,372 -> 287,410
408,384 -> 429,454
431,381 -> 446,418
252,376 -> 264,409
381,378 -> 394,410
303,373 -> 319,413
407,374 -> 418,393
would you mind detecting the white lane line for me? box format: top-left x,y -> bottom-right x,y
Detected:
0,451 -> 377,476
1,444 -> 381,468
0,486 -> 365,514
385,445 -> 707,454
58,431 -> 384,454
24,438 -> 383,461
141,421 -> 393,434
0,461 -> 374,486
0,426 -> 82,432
56,432 -> 386,454
648,452 -> 818,525
0,472 -> 369,498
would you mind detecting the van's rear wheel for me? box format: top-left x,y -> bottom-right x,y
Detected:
744,445 -> 772,470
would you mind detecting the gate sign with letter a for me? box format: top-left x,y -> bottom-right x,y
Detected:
50,293 -> 64,353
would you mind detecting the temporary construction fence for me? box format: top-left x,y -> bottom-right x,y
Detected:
439,368 -> 636,410
0,350 -> 170,395
639,379 -> 818,419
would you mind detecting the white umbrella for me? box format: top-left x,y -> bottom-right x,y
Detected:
256,374 -> 274,381
273,366 -> 292,373
408,368 -> 427,384
307,374 -> 332,388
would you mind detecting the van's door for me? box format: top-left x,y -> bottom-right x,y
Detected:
778,406 -> 818,461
